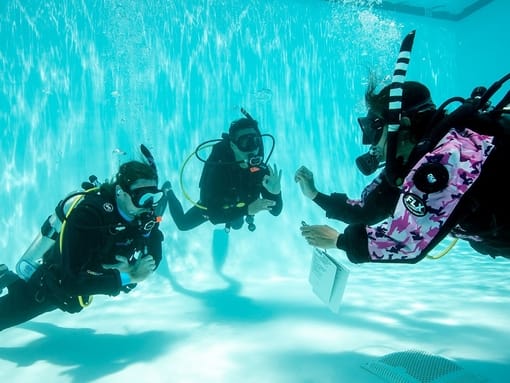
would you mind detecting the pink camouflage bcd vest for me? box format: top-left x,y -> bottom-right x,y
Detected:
366,127 -> 495,262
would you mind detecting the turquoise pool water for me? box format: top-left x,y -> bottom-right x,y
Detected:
1,1 -> 509,382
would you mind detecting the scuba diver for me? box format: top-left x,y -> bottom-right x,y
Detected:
296,30 -> 510,264
164,108 -> 283,232
0,155 -> 165,331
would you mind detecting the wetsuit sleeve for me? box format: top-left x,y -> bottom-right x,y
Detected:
146,227 -> 163,268
60,204 -> 123,296
313,174 -> 399,225
261,188 -> 283,216
336,225 -> 371,263
259,166 -> 282,216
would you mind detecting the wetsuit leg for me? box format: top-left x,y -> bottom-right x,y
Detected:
0,278 -> 56,331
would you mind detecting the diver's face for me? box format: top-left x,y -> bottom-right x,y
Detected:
354,112 -> 388,176
116,178 -> 160,218
358,111 -> 386,146
230,127 -> 261,165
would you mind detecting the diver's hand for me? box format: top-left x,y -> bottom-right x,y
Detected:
294,166 -> 318,200
300,223 -> 339,249
248,198 -> 276,215
103,255 -> 156,283
129,255 -> 156,283
262,163 -> 282,194
102,255 -> 131,273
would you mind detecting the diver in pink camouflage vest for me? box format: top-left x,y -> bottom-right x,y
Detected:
296,75 -> 510,263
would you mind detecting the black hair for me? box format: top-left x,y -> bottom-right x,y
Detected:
366,80 -> 433,116
101,161 -> 158,196
229,118 -> 260,141
365,79 -> 436,142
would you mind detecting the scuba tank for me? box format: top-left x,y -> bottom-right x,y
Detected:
16,214 -> 59,280
16,177 -> 100,281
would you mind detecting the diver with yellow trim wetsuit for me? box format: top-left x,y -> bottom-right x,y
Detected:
165,109 -> 283,232
0,158 -> 164,331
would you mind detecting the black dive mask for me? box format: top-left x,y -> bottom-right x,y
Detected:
128,186 -> 164,208
235,133 -> 261,152
355,146 -> 385,176
358,112 -> 386,146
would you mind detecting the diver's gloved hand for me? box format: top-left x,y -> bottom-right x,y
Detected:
262,163 -> 282,194
294,165 -> 318,200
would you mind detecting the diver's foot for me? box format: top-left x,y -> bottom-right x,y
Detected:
0,264 -> 18,291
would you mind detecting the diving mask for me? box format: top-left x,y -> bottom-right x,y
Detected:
234,133 -> 261,152
358,112 -> 386,146
128,186 -> 164,208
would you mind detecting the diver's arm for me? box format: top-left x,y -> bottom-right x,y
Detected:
335,225 -> 371,263
261,163 -> 283,216
165,188 -> 185,225
301,220 -> 436,265
145,227 -> 163,268
337,217 -> 451,265
313,174 -> 398,225
166,189 -> 206,231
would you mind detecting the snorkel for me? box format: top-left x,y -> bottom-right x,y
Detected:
355,30 -> 417,181
384,30 -> 417,187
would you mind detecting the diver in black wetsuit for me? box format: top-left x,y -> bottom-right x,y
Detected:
0,160 -> 164,331
165,111 -> 283,232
